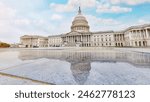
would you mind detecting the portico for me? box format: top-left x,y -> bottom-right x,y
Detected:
62,32 -> 91,47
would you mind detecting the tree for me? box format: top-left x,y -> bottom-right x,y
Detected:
0,42 -> 10,48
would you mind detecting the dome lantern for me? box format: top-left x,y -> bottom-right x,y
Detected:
78,6 -> 81,15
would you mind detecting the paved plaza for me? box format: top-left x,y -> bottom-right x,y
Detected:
0,47 -> 150,85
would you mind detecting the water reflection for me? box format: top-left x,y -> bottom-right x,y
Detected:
17,50 -> 150,84
71,62 -> 91,85
18,50 -> 150,68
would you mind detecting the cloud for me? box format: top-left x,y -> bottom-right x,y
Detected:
14,19 -> 31,26
87,15 -> 119,25
50,14 -> 63,20
0,1 -> 52,43
109,0 -> 150,5
50,0 -> 133,14
0,2 -> 16,19
50,3 -> 74,12
138,19 -> 150,24
86,15 -> 120,31
96,3 -> 132,13
50,0 -> 96,12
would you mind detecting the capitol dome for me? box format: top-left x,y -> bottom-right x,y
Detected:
71,7 -> 90,32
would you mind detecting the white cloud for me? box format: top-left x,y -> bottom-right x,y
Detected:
51,14 -> 63,20
86,15 -> 120,31
14,19 -> 31,26
0,2 -> 16,19
96,3 -> 132,13
50,0 -> 96,12
50,3 -> 74,12
87,15 -> 119,25
138,19 -> 150,24
109,0 -> 150,5
0,1 -> 52,43
50,0 -> 133,14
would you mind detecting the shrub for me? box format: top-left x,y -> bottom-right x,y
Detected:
0,42 -> 10,48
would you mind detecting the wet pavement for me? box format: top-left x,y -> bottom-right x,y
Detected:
0,48 -> 150,85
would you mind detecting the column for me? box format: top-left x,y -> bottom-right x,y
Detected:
144,29 -> 146,38
135,30 -> 137,40
146,29 -> 148,38
138,30 -> 140,39
141,30 -> 143,47
120,34 -> 122,41
88,35 -> 89,46
89,35 -> 91,46
68,36 -> 69,42
87,35 -> 88,42
140,30 -> 142,39
70,36 -> 72,43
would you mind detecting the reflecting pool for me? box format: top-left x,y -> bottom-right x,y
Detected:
0,48 -> 150,85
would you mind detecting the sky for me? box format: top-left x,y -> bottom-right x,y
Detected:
0,0 -> 150,43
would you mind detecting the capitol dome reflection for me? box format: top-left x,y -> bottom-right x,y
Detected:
71,62 -> 91,85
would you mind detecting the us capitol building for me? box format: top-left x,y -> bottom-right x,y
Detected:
20,7 -> 150,48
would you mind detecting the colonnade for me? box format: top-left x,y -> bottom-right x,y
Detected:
129,28 -> 150,47
114,34 -> 125,47
130,29 -> 149,39
63,35 -> 91,47
114,34 -> 125,41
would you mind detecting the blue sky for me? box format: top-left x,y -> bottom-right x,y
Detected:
0,0 -> 150,43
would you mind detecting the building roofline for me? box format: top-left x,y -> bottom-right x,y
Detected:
48,35 -> 62,37
20,35 -> 48,39
92,30 -> 114,34
124,24 -> 150,31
